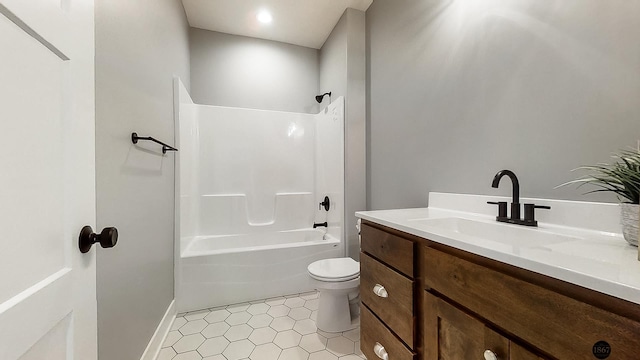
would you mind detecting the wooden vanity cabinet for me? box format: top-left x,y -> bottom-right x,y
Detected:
423,246 -> 640,359
424,291 -> 543,360
359,223 -> 416,360
360,222 -> 413,277
359,220 -> 640,360
360,253 -> 414,345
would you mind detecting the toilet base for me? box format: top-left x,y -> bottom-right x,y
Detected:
316,288 -> 360,333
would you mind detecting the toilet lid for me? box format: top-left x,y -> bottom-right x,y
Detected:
308,258 -> 360,282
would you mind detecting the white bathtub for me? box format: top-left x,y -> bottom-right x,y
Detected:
177,229 -> 342,312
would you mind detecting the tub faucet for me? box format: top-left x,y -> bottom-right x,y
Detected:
313,222 -> 328,228
489,169 -> 550,227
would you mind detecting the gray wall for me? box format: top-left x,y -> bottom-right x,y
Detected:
95,0 -> 190,359
367,0 -> 640,209
190,28 -> 319,113
320,9 -> 367,259
320,11 -> 347,100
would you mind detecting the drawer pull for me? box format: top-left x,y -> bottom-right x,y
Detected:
374,342 -> 389,360
483,350 -> 498,360
373,284 -> 388,298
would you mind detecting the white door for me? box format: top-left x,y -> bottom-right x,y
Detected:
0,0 -> 98,359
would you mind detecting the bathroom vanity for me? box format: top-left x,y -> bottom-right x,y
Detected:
357,193 -> 640,360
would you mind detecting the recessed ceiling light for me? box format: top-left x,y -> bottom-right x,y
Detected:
257,10 -> 272,24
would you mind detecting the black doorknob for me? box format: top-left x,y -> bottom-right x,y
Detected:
79,226 -> 118,253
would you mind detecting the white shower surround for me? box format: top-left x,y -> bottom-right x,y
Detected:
175,79 -> 344,312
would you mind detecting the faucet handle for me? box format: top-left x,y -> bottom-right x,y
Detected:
319,196 -> 330,211
487,201 -> 508,219
523,203 -> 551,226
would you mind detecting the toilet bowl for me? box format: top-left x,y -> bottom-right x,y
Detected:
308,257 -> 360,333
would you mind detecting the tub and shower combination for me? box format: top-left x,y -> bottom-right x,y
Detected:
175,80 -> 345,312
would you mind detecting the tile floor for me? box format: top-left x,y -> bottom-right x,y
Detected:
158,292 -> 366,360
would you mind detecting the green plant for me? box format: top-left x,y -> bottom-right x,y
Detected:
558,148 -> 640,204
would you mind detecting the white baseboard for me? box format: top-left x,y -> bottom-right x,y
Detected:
140,299 -> 176,360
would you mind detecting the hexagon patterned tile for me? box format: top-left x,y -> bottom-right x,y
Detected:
185,310 -> 211,321
180,320 -> 208,336
249,327 -> 277,345
293,319 -> 317,335
289,308 -> 312,321
202,322 -> 231,338
247,303 -> 270,315
299,334 -> 327,353
284,297 -> 305,309
223,339 -> 254,360
267,305 -> 290,318
198,337 -> 229,357
225,324 -> 254,342
250,343 -> 281,360
226,312 -> 252,326
205,309 -> 231,324
173,334 -> 205,353
160,291 -> 365,360
269,317 -> 295,332
279,347 -> 310,360
326,337 -> 354,356
248,313 -> 274,329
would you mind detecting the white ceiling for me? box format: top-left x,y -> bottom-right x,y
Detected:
181,0 -> 373,49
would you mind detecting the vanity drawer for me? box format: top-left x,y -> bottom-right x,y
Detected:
423,246 -> 640,359
361,305 -> 415,360
360,253 -> 414,347
361,223 -> 414,277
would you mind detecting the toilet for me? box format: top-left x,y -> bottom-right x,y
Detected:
307,257 -> 360,333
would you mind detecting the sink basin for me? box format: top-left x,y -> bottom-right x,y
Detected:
408,217 -> 582,247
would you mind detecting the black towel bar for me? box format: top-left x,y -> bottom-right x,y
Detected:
131,132 -> 178,154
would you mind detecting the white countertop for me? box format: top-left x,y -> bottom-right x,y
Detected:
356,193 -> 640,305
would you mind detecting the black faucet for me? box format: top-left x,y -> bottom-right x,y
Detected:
313,222 -> 328,228
491,169 -> 521,220
489,170 -> 550,227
